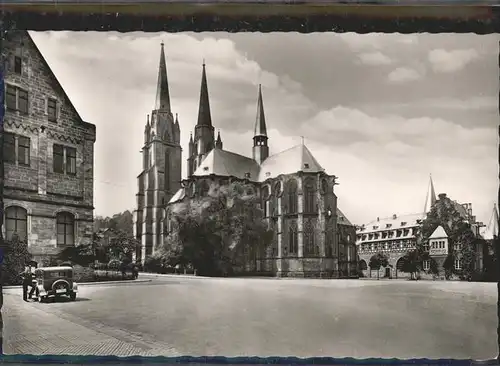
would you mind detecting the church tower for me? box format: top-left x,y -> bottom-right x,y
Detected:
252,84 -> 269,165
133,42 -> 182,263
187,62 -> 221,176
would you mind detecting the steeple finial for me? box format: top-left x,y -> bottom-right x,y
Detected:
424,174 -> 437,214
154,42 -> 171,112
196,61 -> 213,127
215,129 -> 223,149
253,84 -> 267,138
175,113 -> 179,124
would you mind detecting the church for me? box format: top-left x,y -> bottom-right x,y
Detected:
133,43 -> 358,278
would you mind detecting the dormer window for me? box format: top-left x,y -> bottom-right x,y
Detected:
373,226 -> 378,230
265,172 -> 271,177
401,222 -> 407,226
386,224 -> 392,228
203,166 -> 209,171
304,163 -> 310,169
244,172 -> 251,179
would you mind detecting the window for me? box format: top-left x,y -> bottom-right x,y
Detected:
304,179 -> 316,213
14,56 -> 22,74
48,98 -> 57,122
3,133 -> 30,166
3,132 -> 16,163
18,136 -> 30,165
289,224 -> 298,255
164,150 -> 170,191
5,206 -> 28,241
423,260 -> 430,271
454,258 -> 462,270
262,186 -> 270,217
286,179 -> 298,214
53,144 -> 77,175
304,221 -> 316,256
56,212 -> 75,246
5,84 -> 17,110
199,181 -> 210,197
18,89 -> 28,114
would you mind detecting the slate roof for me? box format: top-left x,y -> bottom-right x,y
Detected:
337,208 -> 353,226
357,212 -> 426,234
481,204 -> 499,240
191,143 -> 325,183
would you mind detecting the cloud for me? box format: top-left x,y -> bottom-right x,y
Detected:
27,31 -> 497,228
428,48 -> 479,73
357,51 -> 393,66
387,67 -> 422,83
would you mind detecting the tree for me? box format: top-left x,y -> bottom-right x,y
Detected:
2,234 -> 32,286
56,244 -> 95,267
416,196 -> 480,281
399,248 -> 437,280
158,181 -> 273,276
94,211 -> 134,237
107,231 -> 139,261
368,252 -> 389,280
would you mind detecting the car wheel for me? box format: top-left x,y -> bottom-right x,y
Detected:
40,296 -> 46,303
70,293 -> 76,301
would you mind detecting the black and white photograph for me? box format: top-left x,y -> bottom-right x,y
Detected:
1,29 -> 498,359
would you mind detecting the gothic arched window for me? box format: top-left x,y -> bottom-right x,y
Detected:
289,223 -> 298,255
321,179 -> 328,195
304,179 -> 316,214
164,150 -> 170,192
286,179 -> 298,214
5,206 -> 28,242
261,185 -> 270,217
56,212 -> 75,246
199,180 -> 210,197
304,221 -> 316,256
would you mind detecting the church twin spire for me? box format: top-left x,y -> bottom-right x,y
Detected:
196,61 -> 213,128
154,42 -> 171,112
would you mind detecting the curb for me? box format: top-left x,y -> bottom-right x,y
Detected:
139,272 -> 205,279
3,278 -> 152,289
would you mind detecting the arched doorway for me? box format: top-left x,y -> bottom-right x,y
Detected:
396,257 -> 405,279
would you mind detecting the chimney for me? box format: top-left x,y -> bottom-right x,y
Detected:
377,217 -> 380,222
392,214 -> 397,220
438,193 -> 447,200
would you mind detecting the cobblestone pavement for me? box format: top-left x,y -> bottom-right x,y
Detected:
3,290 -> 180,356
3,278 -> 497,359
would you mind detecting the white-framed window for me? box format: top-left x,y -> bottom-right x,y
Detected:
454,258 -> 462,270
423,260 -> 430,271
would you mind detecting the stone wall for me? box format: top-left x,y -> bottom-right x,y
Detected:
3,31 -> 95,261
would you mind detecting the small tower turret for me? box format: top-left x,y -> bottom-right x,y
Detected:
215,130 -> 223,149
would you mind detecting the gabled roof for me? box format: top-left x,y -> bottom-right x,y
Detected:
192,148 -> 260,181
337,208 -> 353,226
429,225 -> 448,239
258,144 -> 324,181
26,31 -> 90,127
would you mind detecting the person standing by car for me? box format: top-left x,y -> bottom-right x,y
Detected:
20,265 -> 35,301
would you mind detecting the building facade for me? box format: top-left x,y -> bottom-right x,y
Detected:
2,31 -> 96,264
134,44 -> 357,277
356,176 -> 482,279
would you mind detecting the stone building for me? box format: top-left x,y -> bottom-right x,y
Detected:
2,31 -> 96,264
356,175 -> 481,279
134,44 -> 357,277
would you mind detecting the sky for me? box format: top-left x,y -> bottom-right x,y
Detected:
29,31 -> 498,226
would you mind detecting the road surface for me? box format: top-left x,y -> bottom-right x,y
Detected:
3,275 -> 497,359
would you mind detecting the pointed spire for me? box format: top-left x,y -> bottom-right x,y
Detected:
196,61 -> 212,127
146,114 -> 150,127
175,113 -> 179,124
254,84 -> 267,137
154,42 -> 171,112
482,203 -> 499,240
424,174 -> 437,213
189,132 -> 193,142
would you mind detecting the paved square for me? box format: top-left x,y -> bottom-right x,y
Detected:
3,276 -> 497,359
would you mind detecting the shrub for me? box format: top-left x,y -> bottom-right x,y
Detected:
73,264 -> 96,282
108,259 -> 121,270
2,235 -> 32,286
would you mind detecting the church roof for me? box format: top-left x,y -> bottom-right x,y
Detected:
169,187 -> 186,204
257,144 -> 324,181
429,225 -> 448,239
192,148 -> 260,180
481,204 -> 499,240
154,42 -> 171,112
424,174 -> 436,213
337,208 -> 353,226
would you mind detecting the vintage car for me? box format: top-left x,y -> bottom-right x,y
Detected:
33,266 -> 78,302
